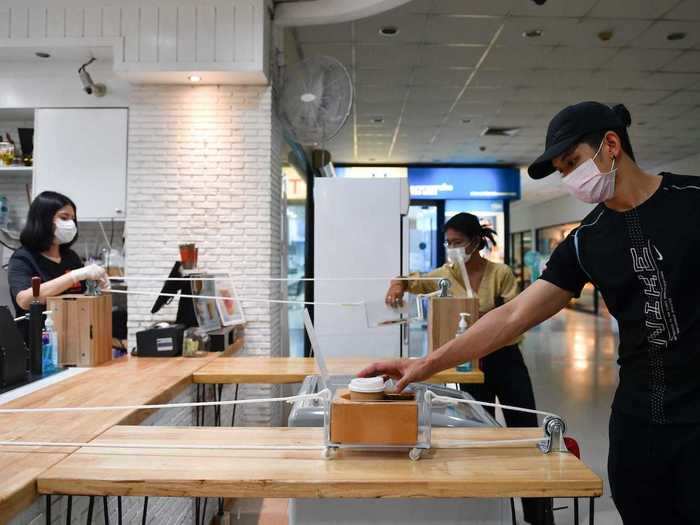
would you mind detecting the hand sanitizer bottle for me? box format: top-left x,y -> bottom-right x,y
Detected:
455,312 -> 472,372
42,311 -> 59,374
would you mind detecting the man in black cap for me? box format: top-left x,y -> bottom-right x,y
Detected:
361,101 -> 700,523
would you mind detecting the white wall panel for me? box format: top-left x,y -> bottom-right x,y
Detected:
177,5 -> 196,62
234,1 -> 255,62
122,6 -> 139,63
215,4 -> 235,63
65,7 -> 84,37
28,7 -> 46,38
139,6 -> 158,62
46,7 -> 65,38
102,6 -> 121,38
10,7 -> 28,39
196,5 -> 216,62
158,5 -> 177,63
0,8 -> 10,39
84,7 -> 101,38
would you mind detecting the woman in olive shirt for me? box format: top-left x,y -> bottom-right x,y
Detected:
385,212 -> 550,525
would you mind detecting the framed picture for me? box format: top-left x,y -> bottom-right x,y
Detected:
214,275 -> 246,327
191,274 -> 222,332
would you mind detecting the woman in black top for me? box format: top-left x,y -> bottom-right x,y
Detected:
8,191 -> 108,337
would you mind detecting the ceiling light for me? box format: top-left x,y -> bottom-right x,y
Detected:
379,26 -> 399,37
35,51 -> 51,58
371,116 -> 384,124
479,146 -> 486,152
522,29 -> 543,38
461,118 -> 471,124
597,30 -> 614,42
188,75 -> 202,82
667,32 -> 687,41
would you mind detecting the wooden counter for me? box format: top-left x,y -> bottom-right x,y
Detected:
0,353 -> 223,522
38,426 -> 603,499
193,357 -> 484,385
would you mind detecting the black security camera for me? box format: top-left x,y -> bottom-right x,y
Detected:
78,57 -> 106,97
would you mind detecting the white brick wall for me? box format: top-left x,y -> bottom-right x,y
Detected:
125,84 -> 285,426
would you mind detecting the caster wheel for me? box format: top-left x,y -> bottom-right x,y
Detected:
322,447 -> 334,460
409,448 -> 422,461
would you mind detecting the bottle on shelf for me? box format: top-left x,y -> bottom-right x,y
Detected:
41,311 -> 59,374
455,312 -> 472,372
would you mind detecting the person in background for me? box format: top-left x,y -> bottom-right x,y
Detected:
8,191 -> 108,341
385,212 -> 552,525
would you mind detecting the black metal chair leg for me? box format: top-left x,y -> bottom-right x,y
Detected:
230,384 -> 239,427
117,496 -> 122,525
103,496 -> 110,524
218,497 -> 224,515
202,498 -> 208,524
589,497 -> 595,525
510,497 -> 517,525
66,495 -> 73,525
574,498 -> 579,525
194,497 -> 200,525
87,496 -> 95,525
142,496 -> 149,525
45,495 -> 51,525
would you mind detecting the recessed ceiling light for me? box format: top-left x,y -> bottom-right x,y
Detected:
597,30 -> 614,42
479,146 -> 487,152
35,51 -> 51,58
369,157 -> 376,161
188,75 -> 202,82
371,116 -> 384,124
638,121 -> 647,126
379,26 -> 399,37
522,29 -> 543,38
461,118 -> 471,124
667,32 -> 687,41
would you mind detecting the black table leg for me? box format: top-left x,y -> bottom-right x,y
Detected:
589,497 -> 595,525
142,496 -> 149,525
509,497 -> 517,525
117,496 -> 122,525
574,498 -> 579,525
103,496 -> 110,524
87,496 -> 95,525
45,495 -> 51,525
195,497 -> 200,525
230,384 -> 239,427
66,495 -> 72,525
202,498 -> 208,524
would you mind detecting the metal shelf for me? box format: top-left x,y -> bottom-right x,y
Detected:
0,166 -> 32,174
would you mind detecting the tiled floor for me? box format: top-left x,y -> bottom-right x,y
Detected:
520,308 -> 622,525
240,308 -> 622,524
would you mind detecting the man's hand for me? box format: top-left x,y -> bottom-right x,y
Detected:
357,358 -> 433,393
385,280 -> 407,307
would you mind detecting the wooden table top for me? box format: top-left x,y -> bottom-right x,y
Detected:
0,351 -> 224,522
38,426 -> 602,499
192,357 -> 484,385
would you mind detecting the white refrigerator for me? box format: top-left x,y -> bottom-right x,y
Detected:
313,177 -> 410,359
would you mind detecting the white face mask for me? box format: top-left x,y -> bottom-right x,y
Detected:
561,140 -> 617,204
54,219 -> 77,245
446,242 -> 477,265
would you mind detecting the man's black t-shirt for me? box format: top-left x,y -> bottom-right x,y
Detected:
7,247 -> 84,320
541,173 -> 700,423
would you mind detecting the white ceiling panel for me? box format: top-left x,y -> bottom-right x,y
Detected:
544,47 -> 620,70
665,0 -> 700,20
509,0 -> 597,18
659,90 -> 700,105
411,67 -> 471,86
588,0 -> 682,20
498,17 -> 583,47
425,16 -> 503,45
603,48 -> 682,71
355,13 -> 428,44
407,85 -> 463,102
662,51 -> 700,72
482,45 -> 555,69
643,72 -> 700,89
357,44 -> 421,67
631,20 -> 700,49
418,45 -> 485,68
355,67 -> 413,85
406,0 -> 514,17
296,23 -> 352,44
301,43 -> 352,67
564,19 -> 652,48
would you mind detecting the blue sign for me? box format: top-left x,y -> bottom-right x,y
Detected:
408,166 -> 520,201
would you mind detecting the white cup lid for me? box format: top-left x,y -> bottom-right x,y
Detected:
349,376 -> 385,393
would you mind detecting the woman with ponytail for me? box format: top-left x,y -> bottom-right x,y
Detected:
385,212 -> 552,525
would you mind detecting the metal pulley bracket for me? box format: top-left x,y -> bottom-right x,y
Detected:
538,415 -> 567,454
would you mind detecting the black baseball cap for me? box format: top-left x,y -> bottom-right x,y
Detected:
527,101 -> 627,180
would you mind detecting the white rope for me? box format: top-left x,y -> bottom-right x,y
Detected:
429,393 -> 560,420
110,276 -> 444,282
0,440 -> 326,451
108,288 -> 364,308
13,310 -> 52,323
434,438 -> 544,448
0,391 -> 329,414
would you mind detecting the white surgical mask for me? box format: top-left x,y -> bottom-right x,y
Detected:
562,140 -> 617,204
54,219 -> 77,244
446,242 -> 477,265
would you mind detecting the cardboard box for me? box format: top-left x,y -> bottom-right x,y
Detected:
329,389 -> 418,446
47,294 -> 113,367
